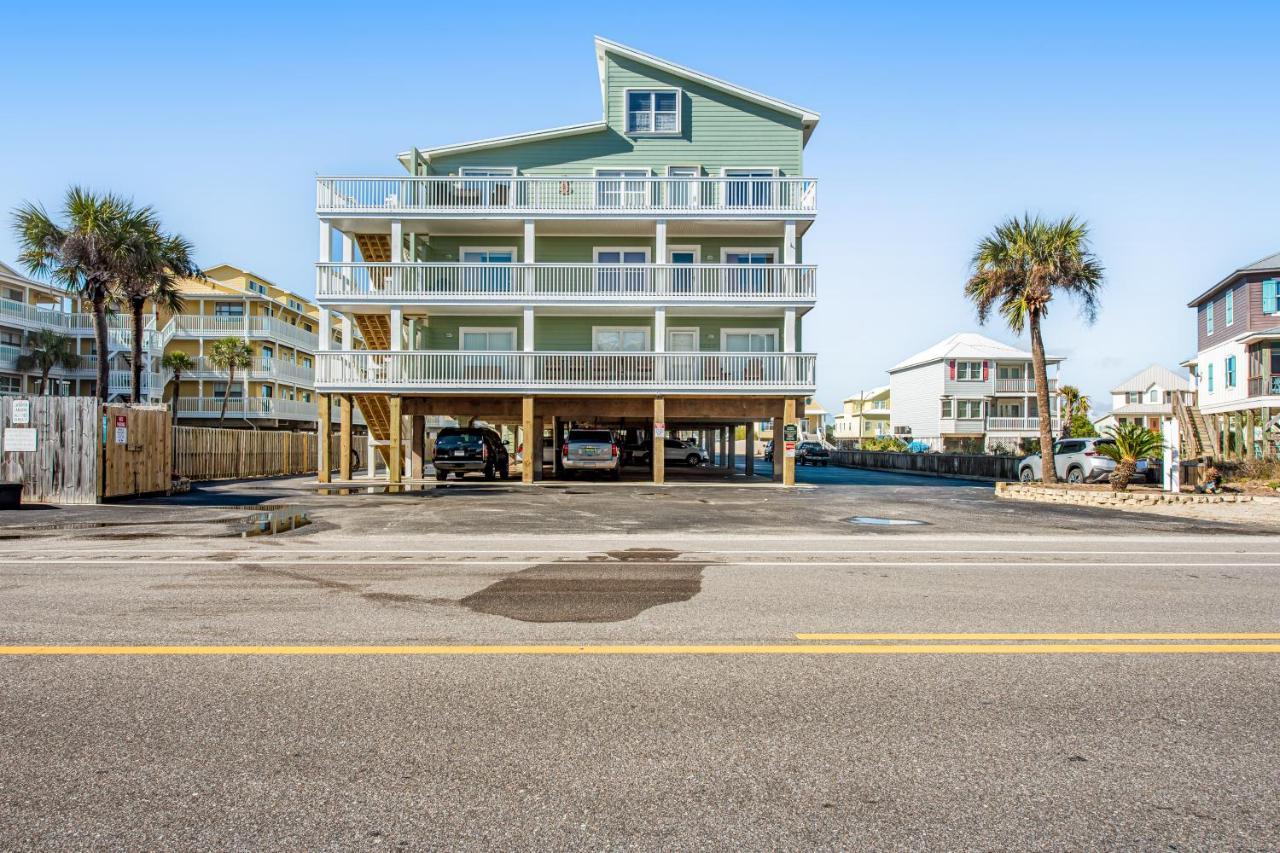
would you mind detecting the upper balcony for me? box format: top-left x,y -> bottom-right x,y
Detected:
994,377 -> 1058,394
161,315 -> 319,351
316,175 -> 817,220
315,262 -> 816,308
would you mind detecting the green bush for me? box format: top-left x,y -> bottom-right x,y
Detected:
861,435 -> 907,452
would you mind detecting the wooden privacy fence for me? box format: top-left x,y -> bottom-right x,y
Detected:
174,426 -> 320,482
101,404 -> 171,499
1,396 -> 99,503
831,449 -> 1020,481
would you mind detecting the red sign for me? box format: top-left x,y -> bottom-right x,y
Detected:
115,415 -> 127,427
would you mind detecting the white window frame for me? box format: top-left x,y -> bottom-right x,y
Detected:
593,246 -> 652,263
720,328 -> 778,352
666,326 -> 700,352
955,399 -> 984,420
954,360 -> 985,381
666,244 -> 700,262
720,247 -> 778,264
458,326 -> 518,352
459,246 -> 518,263
592,167 -> 651,209
666,165 -> 700,177
623,88 -> 681,136
457,167 -> 517,177
940,398 -> 953,419
591,326 -> 651,352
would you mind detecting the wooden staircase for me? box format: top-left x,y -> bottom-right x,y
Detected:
348,313 -> 394,464
1173,392 -> 1217,459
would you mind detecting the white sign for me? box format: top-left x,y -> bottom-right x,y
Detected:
3,428 -> 37,452
11,400 -> 31,426
784,440 -> 797,459
115,414 -> 128,445
1162,418 -> 1180,493
654,422 -> 666,439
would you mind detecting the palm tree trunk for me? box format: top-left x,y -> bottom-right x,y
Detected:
130,298 -> 145,404
218,367 -> 233,427
1029,312 -> 1057,483
39,370 -> 48,395
92,288 -> 109,404
1061,398 -> 1073,439
170,369 -> 181,416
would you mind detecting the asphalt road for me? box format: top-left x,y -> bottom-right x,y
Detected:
1,476 -> 1278,849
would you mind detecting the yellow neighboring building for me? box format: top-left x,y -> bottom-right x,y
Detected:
833,386 -> 891,445
159,264 -> 354,430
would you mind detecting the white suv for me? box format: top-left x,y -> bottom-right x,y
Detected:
1018,438 -> 1118,484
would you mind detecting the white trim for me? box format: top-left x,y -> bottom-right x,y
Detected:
666,165 -> 701,177
457,167 -> 517,177
458,246 -> 518,262
720,167 -> 781,177
667,244 -> 700,263
591,325 -> 652,352
396,121 -> 607,164
593,246 -> 652,262
623,87 -> 682,136
591,167 -> 652,176
719,247 -> 778,263
720,328 -> 779,352
458,326 -> 518,351
666,326 -> 700,352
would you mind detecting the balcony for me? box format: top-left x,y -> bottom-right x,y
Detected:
0,299 -> 157,342
316,175 -> 817,218
1247,376 -> 1280,396
987,417 -> 1062,432
315,262 -> 817,304
167,356 -> 316,385
315,351 -> 816,395
175,396 -> 327,421
163,316 -> 319,351
994,378 -> 1057,394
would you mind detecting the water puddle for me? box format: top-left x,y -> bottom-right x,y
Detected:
240,505 -> 311,537
846,516 -> 927,526
460,548 -> 707,623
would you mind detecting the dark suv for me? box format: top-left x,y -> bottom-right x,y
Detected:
432,427 -> 510,481
796,441 -> 830,466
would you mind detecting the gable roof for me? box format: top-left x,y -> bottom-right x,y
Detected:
842,385 -> 889,403
889,332 -> 1062,373
1187,250 -> 1280,306
0,259 -> 67,296
398,37 -> 820,166
1110,363 -> 1190,394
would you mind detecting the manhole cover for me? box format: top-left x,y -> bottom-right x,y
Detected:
846,516 -> 926,526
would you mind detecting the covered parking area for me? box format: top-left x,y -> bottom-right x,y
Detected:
317,393 -> 804,486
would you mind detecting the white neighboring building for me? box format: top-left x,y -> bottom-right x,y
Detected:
888,332 -> 1063,451
1093,364 -> 1192,433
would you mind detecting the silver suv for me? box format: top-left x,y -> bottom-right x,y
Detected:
562,429 -> 622,479
1018,438 -> 1118,484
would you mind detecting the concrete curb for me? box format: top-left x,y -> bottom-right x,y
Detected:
994,481 -> 1269,507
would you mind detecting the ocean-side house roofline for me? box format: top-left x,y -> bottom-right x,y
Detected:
1186,250 -> 1280,307
1109,363 -> 1191,394
889,332 -> 1062,374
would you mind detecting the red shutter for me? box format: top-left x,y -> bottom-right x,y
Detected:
983,361 -> 989,381
949,360 -> 956,380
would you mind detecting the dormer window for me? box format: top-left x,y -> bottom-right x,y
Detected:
626,89 -> 680,135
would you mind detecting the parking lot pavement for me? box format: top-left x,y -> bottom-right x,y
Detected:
2,478 -> 1279,848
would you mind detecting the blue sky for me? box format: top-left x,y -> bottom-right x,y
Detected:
2,1 -> 1278,415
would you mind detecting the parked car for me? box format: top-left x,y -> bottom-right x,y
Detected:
763,439 -> 775,458
432,427 -> 510,481
796,441 -> 830,466
627,437 -> 708,467
1017,437 -> 1118,484
515,435 -> 555,467
562,428 -> 622,479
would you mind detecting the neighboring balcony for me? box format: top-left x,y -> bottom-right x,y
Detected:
176,396 -> 341,422
316,176 -> 817,217
164,356 -> 316,386
987,417 -> 1062,432
162,315 -> 319,351
1247,376 -> 1280,396
315,262 -> 817,305
994,377 -> 1058,394
315,351 -> 816,395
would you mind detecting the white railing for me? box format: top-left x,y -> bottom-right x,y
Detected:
165,316 -> 319,350
994,378 -> 1058,394
0,299 -> 157,337
316,351 -> 816,392
316,175 -> 817,216
987,417 -> 1063,431
175,396 -> 319,420
315,262 -> 817,302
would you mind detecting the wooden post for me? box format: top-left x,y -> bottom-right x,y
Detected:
521,396 -> 536,484
316,393 -> 331,483
783,397 -> 797,486
745,421 -> 756,476
772,416 -> 784,482
388,396 -> 402,484
411,415 -> 425,480
339,394 -> 352,481
653,397 -> 665,485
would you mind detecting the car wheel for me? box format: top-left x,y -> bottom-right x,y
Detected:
685,454 -> 701,467
435,470 -> 448,482
1067,467 -> 1084,484
1019,467 -> 1035,483
484,462 -> 496,481
611,466 -> 622,481
499,463 -> 510,481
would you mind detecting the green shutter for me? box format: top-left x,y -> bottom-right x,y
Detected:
1264,279 -> 1278,315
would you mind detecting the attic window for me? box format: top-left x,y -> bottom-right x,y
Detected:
626,89 -> 679,135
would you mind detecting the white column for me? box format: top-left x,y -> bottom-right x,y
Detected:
340,232 -> 354,263
390,308 -> 403,351
523,307 -> 535,352
319,309 -> 330,349
654,307 -> 666,352
341,315 -> 353,351
655,219 -> 668,294
784,307 -> 797,353
319,221 -> 332,262
523,219 -> 536,261
366,433 -> 376,479
784,220 -> 797,264
390,220 -> 403,262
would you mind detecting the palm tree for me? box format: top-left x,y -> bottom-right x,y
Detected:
118,217 -> 201,403
965,215 -> 1104,483
160,351 -> 195,416
13,188 -> 143,402
16,330 -> 81,394
1058,385 -> 1082,437
1097,422 -> 1164,491
207,337 -> 252,426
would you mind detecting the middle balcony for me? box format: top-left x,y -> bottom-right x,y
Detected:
316,262 -> 816,308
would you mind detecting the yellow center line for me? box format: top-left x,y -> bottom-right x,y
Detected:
796,632 -> 1280,641
3,643 -> 1280,656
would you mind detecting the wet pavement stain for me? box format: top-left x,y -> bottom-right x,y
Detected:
460,548 -> 709,624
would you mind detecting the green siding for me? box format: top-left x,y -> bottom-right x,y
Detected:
534,316 -> 654,351
425,54 -> 804,177
423,315 -> 523,350
667,315 -> 791,351
413,313 -> 799,352
416,234 -> 794,263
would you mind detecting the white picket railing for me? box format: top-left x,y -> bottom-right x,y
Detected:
315,262 -> 817,302
987,417 -> 1062,431
315,351 -> 816,392
165,356 -> 315,384
994,378 -> 1058,394
164,316 -> 319,350
316,176 -> 817,216
175,396 -> 319,419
